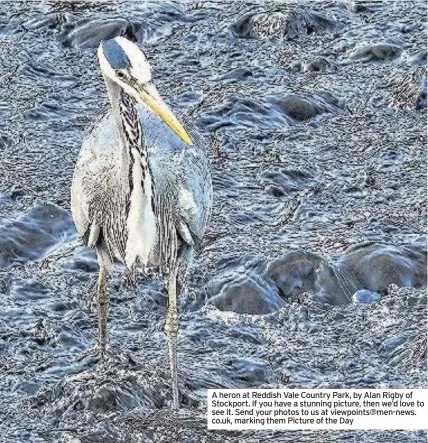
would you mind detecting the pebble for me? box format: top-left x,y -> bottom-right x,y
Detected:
352,289 -> 381,304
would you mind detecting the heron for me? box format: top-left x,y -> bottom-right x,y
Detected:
70,36 -> 212,409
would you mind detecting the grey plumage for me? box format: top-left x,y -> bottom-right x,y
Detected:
70,37 -> 212,409
72,94 -> 212,269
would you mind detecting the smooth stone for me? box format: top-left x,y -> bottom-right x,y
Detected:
352,289 -> 381,304
264,251 -> 322,299
388,68 -> 427,109
228,358 -> 269,383
198,91 -> 341,132
316,242 -> 427,305
57,18 -> 142,48
303,56 -> 337,73
208,271 -> 285,314
218,68 -> 253,81
13,380 -> 40,395
230,9 -> 339,40
269,91 -> 341,121
270,93 -> 330,121
60,247 -> 99,273
0,204 -> 75,269
350,43 -> 402,61
23,13 -> 77,30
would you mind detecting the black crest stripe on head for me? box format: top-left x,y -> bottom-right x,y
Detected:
102,40 -> 131,70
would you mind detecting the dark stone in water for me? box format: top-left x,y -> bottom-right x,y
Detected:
264,251 -> 322,299
56,373 -> 166,414
23,13 -> 77,31
13,380 -> 40,395
87,383 -> 141,413
316,242 -> 427,305
269,92 -> 341,121
272,94 -> 324,121
228,358 -> 270,384
231,8 -> 339,40
0,186 -> 24,203
350,43 -> 402,61
198,96 -> 274,132
0,204 -> 75,269
208,271 -> 285,314
60,247 -> 99,273
57,17 -> 142,48
303,56 -> 337,73
218,68 -> 253,82
199,91 -> 341,131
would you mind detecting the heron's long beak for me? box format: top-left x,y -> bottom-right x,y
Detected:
136,83 -> 193,146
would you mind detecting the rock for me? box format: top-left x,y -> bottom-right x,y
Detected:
316,242 -> 427,305
269,92 -> 340,121
23,13 -> 77,31
264,251 -> 322,299
198,91 -> 341,131
57,17 -> 142,48
352,289 -> 381,304
208,271 -> 285,314
350,43 -> 402,61
388,68 -> 427,109
13,380 -> 40,395
60,247 -> 99,273
231,8 -> 339,40
218,68 -> 253,82
0,204 -> 75,269
50,372 -> 167,415
303,56 -> 337,73
0,186 -> 24,202
197,96 -> 275,132
228,358 -> 270,383
381,336 -> 407,354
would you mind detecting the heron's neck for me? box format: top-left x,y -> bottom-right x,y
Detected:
104,76 -> 149,190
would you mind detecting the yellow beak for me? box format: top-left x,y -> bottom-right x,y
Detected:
137,83 -> 193,146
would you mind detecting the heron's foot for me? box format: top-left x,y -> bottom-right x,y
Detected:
77,343 -> 110,362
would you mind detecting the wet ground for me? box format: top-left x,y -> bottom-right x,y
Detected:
0,0 -> 427,442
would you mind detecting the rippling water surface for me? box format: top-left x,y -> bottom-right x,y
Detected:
0,1 -> 426,442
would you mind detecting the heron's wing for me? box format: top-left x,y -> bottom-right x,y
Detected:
137,104 -> 212,241
71,113 -> 125,254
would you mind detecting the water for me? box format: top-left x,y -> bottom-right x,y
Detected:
0,1 -> 426,442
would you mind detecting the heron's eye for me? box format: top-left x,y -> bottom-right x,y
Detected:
116,71 -> 126,79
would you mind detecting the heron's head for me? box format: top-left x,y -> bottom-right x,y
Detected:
98,36 -> 192,145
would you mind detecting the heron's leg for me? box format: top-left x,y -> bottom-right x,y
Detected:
165,261 -> 180,409
96,265 -> 109,354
